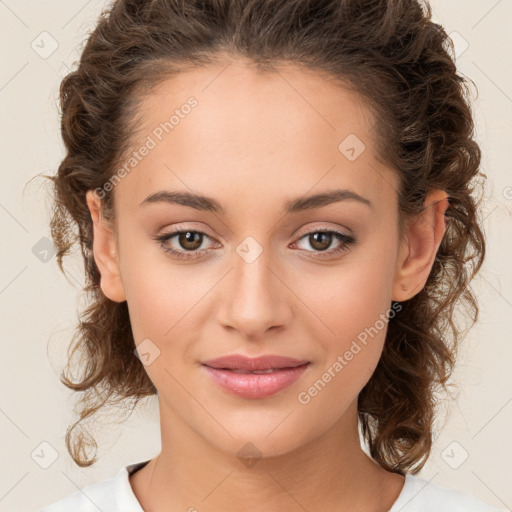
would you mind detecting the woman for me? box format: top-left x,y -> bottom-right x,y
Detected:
38,0 -> 501,510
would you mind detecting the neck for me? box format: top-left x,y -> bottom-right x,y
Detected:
130,399 -> 405,512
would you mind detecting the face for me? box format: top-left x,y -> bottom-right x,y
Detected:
86,58 -> 447,459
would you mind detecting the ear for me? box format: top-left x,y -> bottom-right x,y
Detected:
85,190 -> 126,302
392,189 -> 449,302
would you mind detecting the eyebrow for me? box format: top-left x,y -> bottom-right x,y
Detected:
140,188 -> 373,214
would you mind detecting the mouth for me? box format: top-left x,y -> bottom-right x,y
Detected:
200,356 -> 311,398
201,354 -> 310,372
215,367 -> 300,374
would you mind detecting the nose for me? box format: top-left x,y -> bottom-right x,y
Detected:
217,245 -> 293,340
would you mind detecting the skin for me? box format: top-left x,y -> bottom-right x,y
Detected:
86,57 -> 448,511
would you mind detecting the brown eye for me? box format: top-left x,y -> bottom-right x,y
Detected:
177,231 -> 203,251
308,232 -> 333,251
154,228 -> 218,261
294,229 -> 356,259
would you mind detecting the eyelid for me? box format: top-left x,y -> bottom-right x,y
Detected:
158,222 -> 217,239
157,222 -> 352,245
153,228 -> 218,261
154,223 -> 356,262
293,222 -> 353,239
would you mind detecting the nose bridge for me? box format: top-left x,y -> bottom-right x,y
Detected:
218,235 -> 291,338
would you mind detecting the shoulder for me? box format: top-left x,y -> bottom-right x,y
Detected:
36,461 -> 149,512
390,474 -> 505,512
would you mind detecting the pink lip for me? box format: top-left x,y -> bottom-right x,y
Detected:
201,354 -> 311,399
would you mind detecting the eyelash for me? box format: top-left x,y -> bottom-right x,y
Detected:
153,228 -> 356,261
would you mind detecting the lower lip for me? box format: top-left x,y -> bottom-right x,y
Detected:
202,364 -> 310,399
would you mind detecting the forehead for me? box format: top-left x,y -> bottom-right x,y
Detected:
114,59 -> 398,216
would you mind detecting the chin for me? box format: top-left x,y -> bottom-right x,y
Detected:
197,417 -> 317,462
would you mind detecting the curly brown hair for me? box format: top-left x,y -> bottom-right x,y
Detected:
47,0 -> 486,472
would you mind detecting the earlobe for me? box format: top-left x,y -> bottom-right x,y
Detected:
392,189 -> 449,302
85,190 -> 126,302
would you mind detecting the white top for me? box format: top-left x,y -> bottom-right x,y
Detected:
37,459 -> 504,512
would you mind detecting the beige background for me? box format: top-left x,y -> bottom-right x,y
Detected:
1,1 -> 511,510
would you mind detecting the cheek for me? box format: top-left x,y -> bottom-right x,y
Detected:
292,245 -> 396,398
118,232 -> 187,340
295,252 -> 395,350
123,263 -> 206,342
119,238 -> 222,380
294,269 -> 392,422
122,260 -> 211,394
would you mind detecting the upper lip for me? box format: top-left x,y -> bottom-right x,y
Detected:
202,355 -> 310,371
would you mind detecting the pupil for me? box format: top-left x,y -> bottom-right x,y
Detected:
310,232 -> 331,251
179,231 -> 202,250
